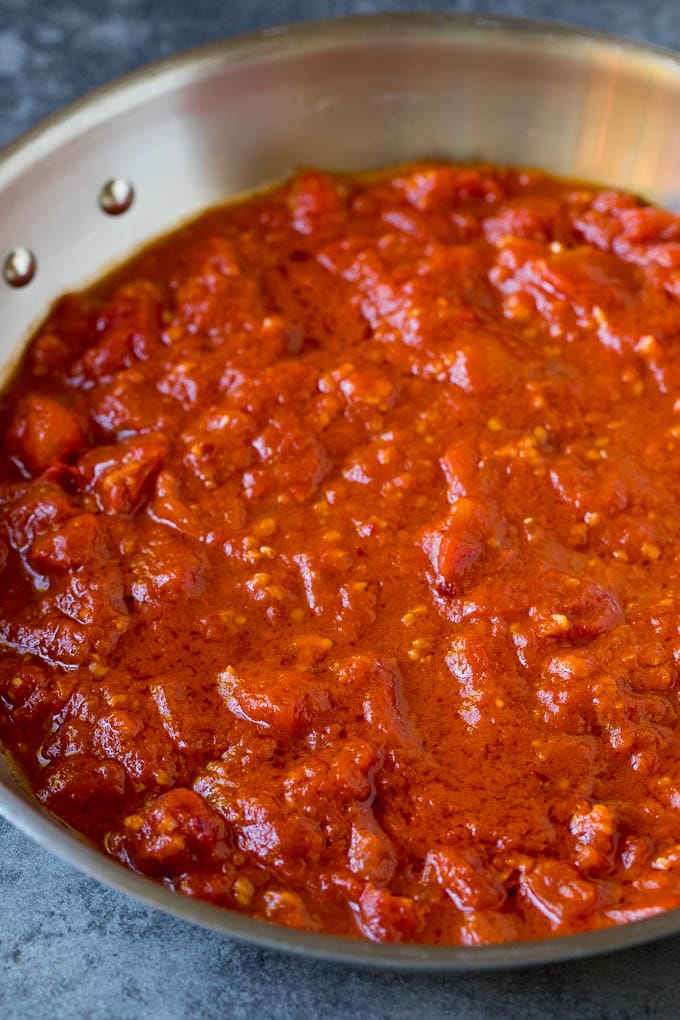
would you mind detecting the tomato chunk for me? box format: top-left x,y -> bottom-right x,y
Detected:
7,395 -> 85,475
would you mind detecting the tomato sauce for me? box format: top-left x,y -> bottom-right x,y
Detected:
3,163 -> 680,944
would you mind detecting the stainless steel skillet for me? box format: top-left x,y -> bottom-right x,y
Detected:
3,12 -> 680,969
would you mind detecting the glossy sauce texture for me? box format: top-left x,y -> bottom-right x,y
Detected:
3,164 -> 680,944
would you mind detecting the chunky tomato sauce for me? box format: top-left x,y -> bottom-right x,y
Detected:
4,164 -> 680,945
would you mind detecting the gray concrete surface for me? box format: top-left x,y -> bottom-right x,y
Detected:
2,1 -> 680,1017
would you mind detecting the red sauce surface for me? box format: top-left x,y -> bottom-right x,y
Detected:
4,164 -> 680,944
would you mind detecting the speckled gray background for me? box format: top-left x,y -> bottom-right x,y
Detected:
2,1 -> 680,1017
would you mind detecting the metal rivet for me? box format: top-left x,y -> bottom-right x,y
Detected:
3,247 -> 37,288
99,178 -> 135,216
